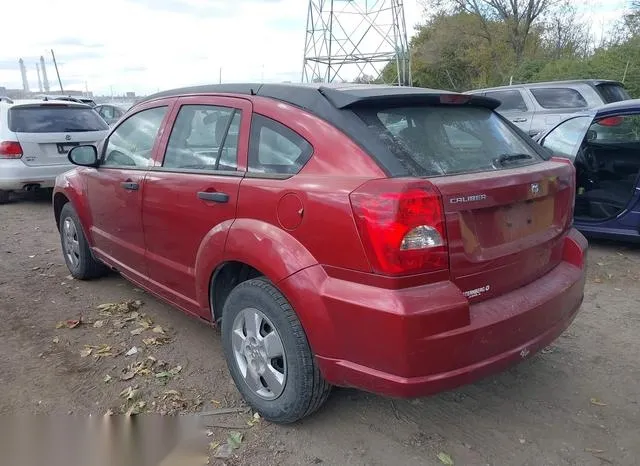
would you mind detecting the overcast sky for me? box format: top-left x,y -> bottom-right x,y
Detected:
0,0 -> 630,96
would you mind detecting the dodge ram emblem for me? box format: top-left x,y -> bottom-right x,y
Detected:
65,134 -> 71,141
530,183 -> 540,195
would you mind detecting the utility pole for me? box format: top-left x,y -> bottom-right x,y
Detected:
622,60 -> 630,84
51,49 -> 64,93
219,67 -> 222,84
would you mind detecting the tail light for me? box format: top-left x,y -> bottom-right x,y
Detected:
552,156 -> 576,229
0,141 -> 23,159
349,178 -> 448,276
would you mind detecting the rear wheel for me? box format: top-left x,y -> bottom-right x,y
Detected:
59,203 -> 107,279
0,190 -> 11,204
221,277 -> 331,423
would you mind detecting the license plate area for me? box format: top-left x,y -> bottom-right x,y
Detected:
57,143 -> 79,154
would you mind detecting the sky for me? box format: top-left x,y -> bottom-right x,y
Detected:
0,0 -> 631,96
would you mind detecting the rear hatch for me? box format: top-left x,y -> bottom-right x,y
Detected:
353,100 -> 574,302
9,103 -> 109,166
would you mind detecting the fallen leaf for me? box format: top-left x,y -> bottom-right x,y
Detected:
119,386 -> 141,401
97,303 -> 117,312
52,337 -> 60,344
586,448 -> 606,454
93,320 -> 105,328
104,409 -> 114,416
121,371 -> 136,381
103,375 -> 112,383
130,327 -> 144,336
169,365 -> 182,376
125,346 -> 138,357
127,401 -> 146,415
437,452 -> 454,465
206,431 -> 215,438
80,348 -> 93,358
152,325 -> 165,335
590,398 -> 607,406
594,278 -> 603,284
214,443 -> 233,459
228,431 -> 243,450
66,319 -> 82,329
55,322 -> 65,329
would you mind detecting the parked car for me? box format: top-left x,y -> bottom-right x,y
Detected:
535,99 -> 640,242
0,100 -> 109,203
466,80 -> 631,137
53,83 -> 587,423
94,104 -> 128,126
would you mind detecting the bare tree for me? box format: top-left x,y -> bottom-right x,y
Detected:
422,0 -> 561,63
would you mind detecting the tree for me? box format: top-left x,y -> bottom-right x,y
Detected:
422,0 -> 561,64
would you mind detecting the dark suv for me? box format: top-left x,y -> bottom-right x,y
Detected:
53,83 -> 587,423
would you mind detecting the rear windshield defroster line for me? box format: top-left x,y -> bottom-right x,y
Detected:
354,105 -> 543,177
9,106 -> 109,133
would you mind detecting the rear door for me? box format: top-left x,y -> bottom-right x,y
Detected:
9,103 -> 109,166
484,89 -> 534,135
142,96 -> 250,316
528,87 -> 590,136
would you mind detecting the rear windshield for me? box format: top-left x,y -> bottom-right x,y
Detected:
9,105 -> 108,133
355,105 -> 542,177
595,83 -> 631,103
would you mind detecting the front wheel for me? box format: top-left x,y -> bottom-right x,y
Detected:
221,277 -> 331,423
59,203 -> 108,279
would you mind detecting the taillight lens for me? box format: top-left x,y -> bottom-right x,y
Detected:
0,141 -> 23,159
350,178 -> 448,276
552,156 -> 576,228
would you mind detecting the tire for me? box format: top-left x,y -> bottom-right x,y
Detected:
221,277 -> 331,423
0,190 -> 10,204
59,203 -> 107,280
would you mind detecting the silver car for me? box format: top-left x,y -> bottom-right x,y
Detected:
0,99 -> 109,203
466,79 -> 631,137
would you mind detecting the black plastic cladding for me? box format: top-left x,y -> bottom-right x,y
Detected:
136,83 -> 506,177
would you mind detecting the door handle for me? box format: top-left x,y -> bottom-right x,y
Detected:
120,181 -> 139,191
512,118 -> 528,123
198,191 -> 229,203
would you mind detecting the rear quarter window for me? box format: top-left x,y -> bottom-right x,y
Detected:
595,84 -> 631,103
9,105 -> 108,133
355,105 -> 543,177
530,88 -> 588,109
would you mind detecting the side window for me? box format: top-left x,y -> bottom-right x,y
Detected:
248,115 -> 313,175
101,106 -> 115,120
541,116 -> 592,160
163,105 -> 240,171
485,90 -> 528,112
530,88 -> 588,109
103,106 -> 167,167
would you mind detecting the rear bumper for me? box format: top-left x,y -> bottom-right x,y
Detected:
280,229 -> 587,398
0,159 -> 74,190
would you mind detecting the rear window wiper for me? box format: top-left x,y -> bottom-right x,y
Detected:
494,153 -> 533,166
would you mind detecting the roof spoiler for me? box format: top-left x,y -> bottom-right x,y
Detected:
318,86 -> 501,110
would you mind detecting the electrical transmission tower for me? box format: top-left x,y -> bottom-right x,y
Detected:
302,0 -> 411,85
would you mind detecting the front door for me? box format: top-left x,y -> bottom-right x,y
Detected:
86,102 -> 174,278
142,96 -> 251,317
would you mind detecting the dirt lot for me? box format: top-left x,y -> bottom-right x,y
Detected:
1,194 -> 639,466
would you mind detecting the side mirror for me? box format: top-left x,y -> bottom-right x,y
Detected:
68,145 -> 98,167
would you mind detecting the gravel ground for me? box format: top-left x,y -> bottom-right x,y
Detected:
1,194 -> 639,466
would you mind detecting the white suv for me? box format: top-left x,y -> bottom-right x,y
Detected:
0,99 -> 109,203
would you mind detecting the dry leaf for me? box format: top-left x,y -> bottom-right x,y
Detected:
130,327 -> 144,336
52,337 -> 60,344
585,448 -> 606,454
152,325 -> 165,334
103,374 -> 112,383
125,346 -> 138,357
80,347 -> 93,358
437,452 -> 454,465
93,320 -> 105,328
590,397 -> 607,406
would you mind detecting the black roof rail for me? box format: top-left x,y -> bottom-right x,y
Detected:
0,96 -> 14,104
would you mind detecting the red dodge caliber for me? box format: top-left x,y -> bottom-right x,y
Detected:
53,83 -> 587,423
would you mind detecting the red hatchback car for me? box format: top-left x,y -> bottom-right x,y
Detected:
53,83 -> 587,423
